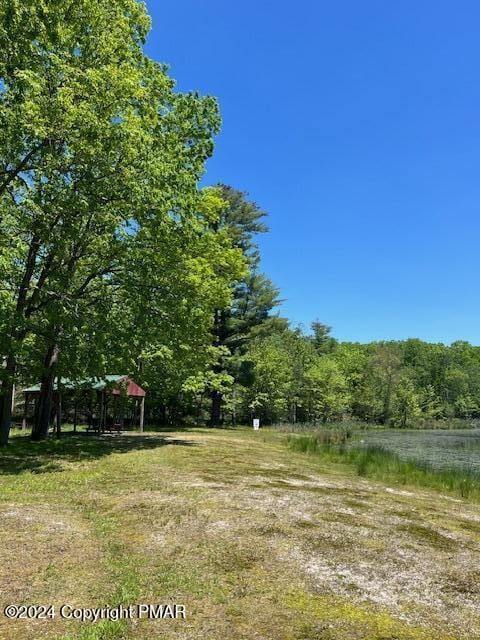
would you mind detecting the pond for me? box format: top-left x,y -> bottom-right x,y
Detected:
357,429 -> 480,472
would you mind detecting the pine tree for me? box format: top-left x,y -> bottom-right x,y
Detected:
208,186 -> 282,425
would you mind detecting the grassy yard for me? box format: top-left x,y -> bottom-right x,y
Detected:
0,428 -> 479,640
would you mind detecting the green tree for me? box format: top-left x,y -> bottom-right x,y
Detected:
0,0 -> 220,442
303,357 -> 350,423
310,320 -> 337,354
364,343 -> 402,424
244,336 -> 293,424
391,371 -> 421,428
124,187 -> 246,425
207,186 -> 281,425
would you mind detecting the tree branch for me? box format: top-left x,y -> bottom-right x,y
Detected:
0,142 -> 45,197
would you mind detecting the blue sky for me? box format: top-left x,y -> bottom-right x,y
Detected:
144,1 -> 480,344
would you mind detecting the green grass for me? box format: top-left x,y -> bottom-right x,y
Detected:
287,434 -> 480,500
0,429 -> 479,639
284,427 -> 352,446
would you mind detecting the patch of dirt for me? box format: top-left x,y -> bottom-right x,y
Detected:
173,453 -> 480,638
0,503 -> 106,640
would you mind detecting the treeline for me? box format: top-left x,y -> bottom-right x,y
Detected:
1,1 -> 478,442
140,190 -> 480,428
232,330 -> 480,427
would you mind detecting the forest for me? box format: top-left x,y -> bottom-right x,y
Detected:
1,0 -> 479,445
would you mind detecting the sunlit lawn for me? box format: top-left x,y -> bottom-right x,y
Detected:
0,428 -> 479,639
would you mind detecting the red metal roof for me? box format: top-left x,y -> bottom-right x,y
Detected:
111,376 -> 146,398
23,375 -> 146,397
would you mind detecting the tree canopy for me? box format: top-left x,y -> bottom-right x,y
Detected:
0,1 -> 478,440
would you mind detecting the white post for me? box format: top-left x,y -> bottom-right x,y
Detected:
139,396 -> 145,433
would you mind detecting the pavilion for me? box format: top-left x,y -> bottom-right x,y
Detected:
22,375 -> 146,433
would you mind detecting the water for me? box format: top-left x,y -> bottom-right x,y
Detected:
357,429 -> 480,472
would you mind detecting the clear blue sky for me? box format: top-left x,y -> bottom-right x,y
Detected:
144,1 -> 480,345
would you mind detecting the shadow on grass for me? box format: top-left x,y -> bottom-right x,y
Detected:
0,432 -> 197,476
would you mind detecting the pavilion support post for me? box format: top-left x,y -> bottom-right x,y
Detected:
88,392 -> 92,429
22,392 -> 28,432
103,392 -> 107,430
119,399 -> 125,431
33,397 -> 38,430
73,402 -> 78,434
99,391 -> 104,434
139,396 -> 145,433
56,392 -> 62,439
105,394 -> 110,431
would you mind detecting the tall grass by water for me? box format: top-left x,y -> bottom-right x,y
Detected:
277,421 -> 356,443
287,434 -> 480,501
277,417 -> 480,431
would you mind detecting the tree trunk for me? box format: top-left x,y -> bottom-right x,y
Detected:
0,234 -> 44,445
232,394 -> 236,427
31,343 -> 59,441
195,396 -> 203,426
209,308 -> 226,427
158,403 -> 167,425
210,390 -> 222,427
0,354 -> 17,446
382,374 -> 393,425
291,402 -> 297,424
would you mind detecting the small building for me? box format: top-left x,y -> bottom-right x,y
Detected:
22,375 -> 146,433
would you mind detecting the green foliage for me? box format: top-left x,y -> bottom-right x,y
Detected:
310,320 -> 337,354
303,357 -> 350,422
390,371 -> 421,427
0,0 -> 241,438
199,186 -> 284,426
237,330 -> 480,427
244,335 -> 293,422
